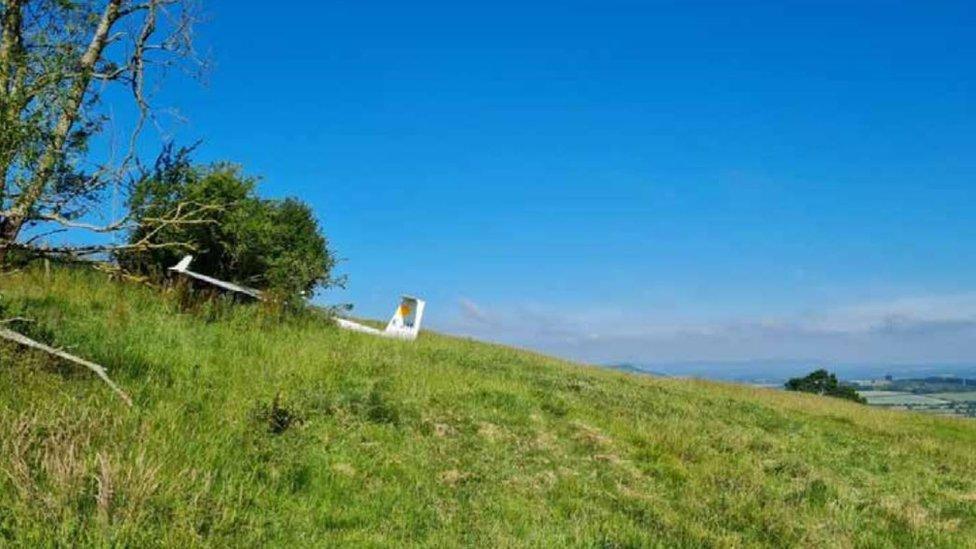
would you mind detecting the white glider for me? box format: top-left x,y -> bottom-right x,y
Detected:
169,255 -> 263,299
168,255 -> 425,340
334,296 -> 426,341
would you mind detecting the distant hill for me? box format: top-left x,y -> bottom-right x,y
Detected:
605,363 -> 669,377
2,268 -> 975,546
615,360 -> 976,385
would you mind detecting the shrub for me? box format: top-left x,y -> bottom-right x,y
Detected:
251,392 -> 305,435
118,146 -> 339,300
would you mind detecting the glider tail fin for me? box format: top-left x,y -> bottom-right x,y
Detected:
170,255 -> 193,272
384,296 -> 426,340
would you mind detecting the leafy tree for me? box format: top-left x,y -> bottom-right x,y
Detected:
0,0 -> 201,265
118,146 -> 340,299
785,369 -> 866,404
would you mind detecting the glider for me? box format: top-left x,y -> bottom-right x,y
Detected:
169,255 -> 262,299
334,296 -> 426,341
168,256 -> 425,340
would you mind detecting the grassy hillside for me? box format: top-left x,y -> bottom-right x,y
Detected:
2,268 -> 975,547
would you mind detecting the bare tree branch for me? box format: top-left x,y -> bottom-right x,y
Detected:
121,0 -> 159,171
35,213 -> 129,233
7,197 -> 219,261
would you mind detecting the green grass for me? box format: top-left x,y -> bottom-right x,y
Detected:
2,268 -> 976,547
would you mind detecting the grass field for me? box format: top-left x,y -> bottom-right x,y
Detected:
859,392 -> 950,406
2,267 -> 976,546
932,393 -> 976,403
858,390 -> 976,419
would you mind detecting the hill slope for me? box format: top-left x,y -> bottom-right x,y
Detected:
2,268 -> 975,546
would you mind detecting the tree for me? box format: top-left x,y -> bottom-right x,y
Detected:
118,146 -> 340,299
0,0 -> 203,265
785,369 -> 866,404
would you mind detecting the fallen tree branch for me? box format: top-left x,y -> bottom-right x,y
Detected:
0,327 -> 133,407
0,317 -> 33,325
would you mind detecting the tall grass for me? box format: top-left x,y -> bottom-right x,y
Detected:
1,267 -> 975,546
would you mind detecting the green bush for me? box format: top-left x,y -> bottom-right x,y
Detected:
118,146 -> 339,300
785,369 -> 866,404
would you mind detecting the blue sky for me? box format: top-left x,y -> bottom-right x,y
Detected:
128,1 -> 975,366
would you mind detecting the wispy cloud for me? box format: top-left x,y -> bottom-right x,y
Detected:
801,294 -> 976,334
458,297 -> 493,325
439,293 -> 976,364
